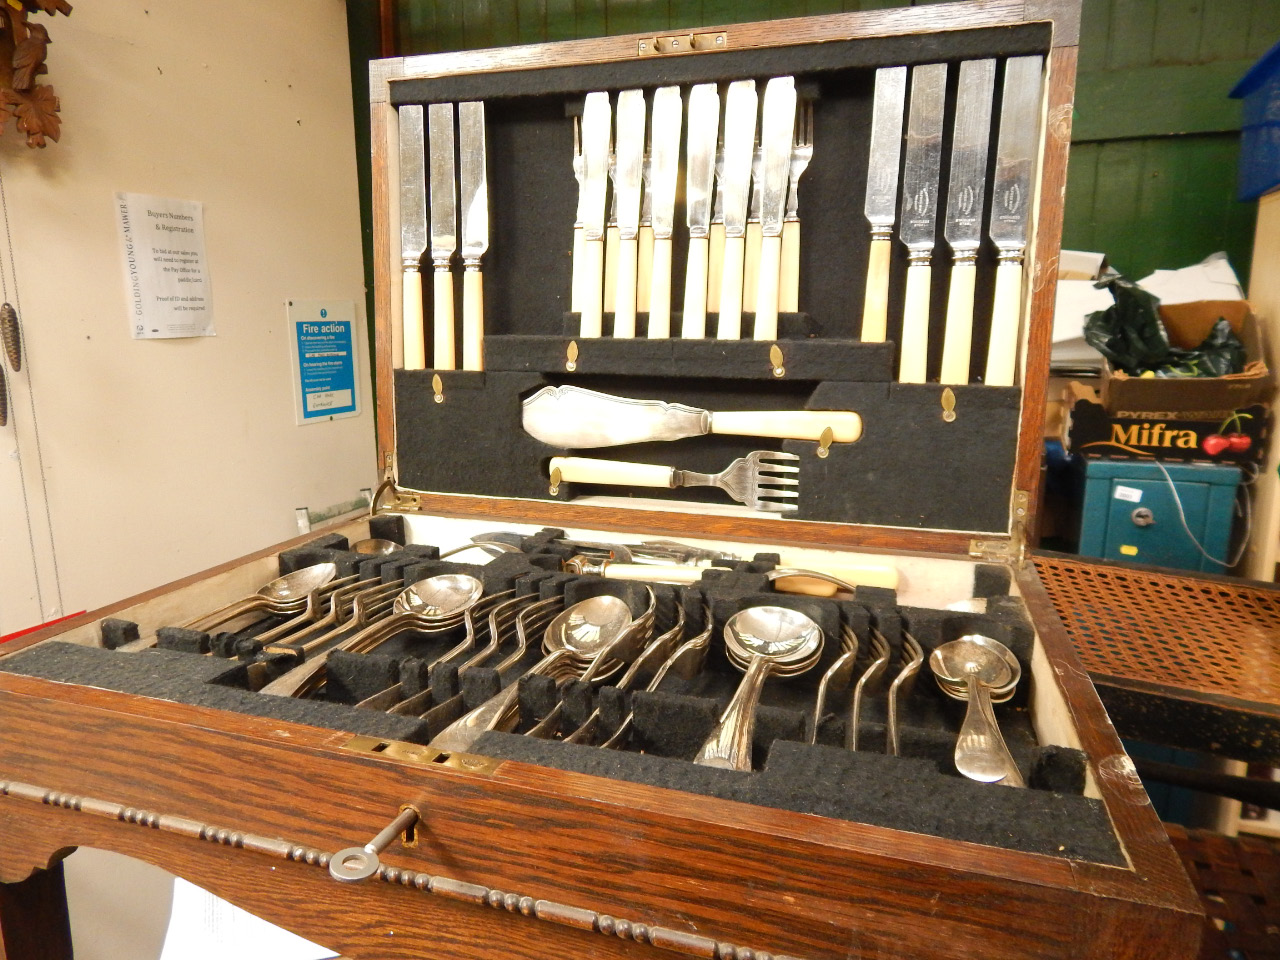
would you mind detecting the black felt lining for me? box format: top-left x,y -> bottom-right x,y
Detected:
389,26 -> 1051,105
0,643 -> 432,744
394,369 -> 1020,531
470,734 -> 1121,865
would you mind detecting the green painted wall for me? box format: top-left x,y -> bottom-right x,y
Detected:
379,0 -> 1274,285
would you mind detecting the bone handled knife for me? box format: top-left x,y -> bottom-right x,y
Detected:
754,76 -> 797,341
897,63 -> 947,383
860,66 -> 907,342
397,104 -> 428,370
707,136 -> 726,321
612,90 -> 646,338
647,86 -> 682,338
637,152 -> 654,317
682,83 -> 720,338
458,101 -> 488,371
742,145 -> 763,314
427,103 -> 457,370
939,59 -> 996,385
522,385 -> 862,448
578,92 -> 612,338
985,55 -> 1044,387
717,80 -> 758,340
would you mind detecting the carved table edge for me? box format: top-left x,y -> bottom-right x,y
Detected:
0,778 -> 810,960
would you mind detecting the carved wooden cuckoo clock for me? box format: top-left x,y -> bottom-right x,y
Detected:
1,0 -> 72,147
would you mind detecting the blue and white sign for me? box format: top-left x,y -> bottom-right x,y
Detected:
286,300 -> 360,425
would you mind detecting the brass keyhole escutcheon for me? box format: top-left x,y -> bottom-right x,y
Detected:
817,426 -> 833,459
549,466 -> 562,496
941,387 -> 957,422
566,341 -> 579,373
432,374 -> 444,404
769,344 -> 785,378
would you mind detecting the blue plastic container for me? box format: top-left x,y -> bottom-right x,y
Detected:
1231,40 -> 1280,201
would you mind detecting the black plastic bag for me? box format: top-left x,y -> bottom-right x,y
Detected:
1083,276 -> 1245,378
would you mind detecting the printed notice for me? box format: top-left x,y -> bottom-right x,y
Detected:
286,299 -> 360,425
115,192 -> 214,339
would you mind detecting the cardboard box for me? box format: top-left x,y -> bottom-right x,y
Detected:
1099,300 -> 1275,415
1065,380 -> 1269,464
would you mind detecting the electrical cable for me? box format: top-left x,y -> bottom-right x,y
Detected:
1151,458 -> 1251,569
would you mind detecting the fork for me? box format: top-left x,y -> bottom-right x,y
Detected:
571,116 -> 584,313
782,100 -> 814,313
549,451 -> 800,512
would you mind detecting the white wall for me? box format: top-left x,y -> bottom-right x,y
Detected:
0,2 -> 373,954
0,0 -> 374,634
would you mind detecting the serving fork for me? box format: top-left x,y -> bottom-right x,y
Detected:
549,450 -> 800,512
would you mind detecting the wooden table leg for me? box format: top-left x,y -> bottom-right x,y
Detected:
0,862 -> 73,960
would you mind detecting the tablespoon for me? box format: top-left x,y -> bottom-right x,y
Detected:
694,606 -> 824,771
182,562 -> 338,632
930,635 -> 1025,787
429,595 -> 634,754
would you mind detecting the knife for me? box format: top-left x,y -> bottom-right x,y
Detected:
578,92 -> 612,338
427,103 -> 457,370
646,86 -> 682,338
397,104 -> 428,370
612,90 -> 646,338
716,80 -> 758,340
860,66 -> 907,342
681,83 -> 720,338
984,55 -> 1044,387
754,76 -> 796,341
637,151 -> 653,317
939,59 -> 996,385
742,144 -> 763,314
458,101 -> 488,371
522,384 -> 862,448
897,63 -> 947,383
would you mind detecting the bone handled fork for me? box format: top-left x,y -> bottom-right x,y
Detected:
549,451 -> 799,512
781,100 -> 813,314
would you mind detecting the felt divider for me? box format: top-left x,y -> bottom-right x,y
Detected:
2,532 -> 1118,865
394,369 -> 1020,532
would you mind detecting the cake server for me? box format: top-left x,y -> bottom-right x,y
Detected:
753,76 -> 796,341
397,104 -> 428,370
716,79 -> 758,340
522,384 -> 861,448
646,86 -> 682,337
897,63 -> 947,383
458,100 -> 488,371
939,59 -> 996,385
612,89 -> 646,338
427,103 -> 457,370
860,67 -> 907,342
681,83 -> 719,338
984,55 -> 1044,387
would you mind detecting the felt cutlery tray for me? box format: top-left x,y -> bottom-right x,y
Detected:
0,526 -> 1120,865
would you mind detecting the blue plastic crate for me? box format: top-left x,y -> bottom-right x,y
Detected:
1231,40 -> 1280,202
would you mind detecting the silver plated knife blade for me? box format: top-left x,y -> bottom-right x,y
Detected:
399,104 -> 428,264
943,59 -> 996,256
899,64 -> 947,255
990,55 -> 1044,253
758,76 -> 797,239
685,84 -> 720,239
614,90 -> 645,240
580,92 -> 612,242
863,66 -> 908,240
720,80 -> 757,239
648,86 -> 682,240
458,101 -> 488,261
427,103 -> 457,262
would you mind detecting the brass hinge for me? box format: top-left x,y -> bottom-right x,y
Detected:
637,31 -> 726,56
969,490 -> 1030,565
340,735 -> 503,775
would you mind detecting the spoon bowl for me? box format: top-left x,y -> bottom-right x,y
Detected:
395,573 -> 484,620
351,538 -> 400,557
930,635 -> 1024,787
